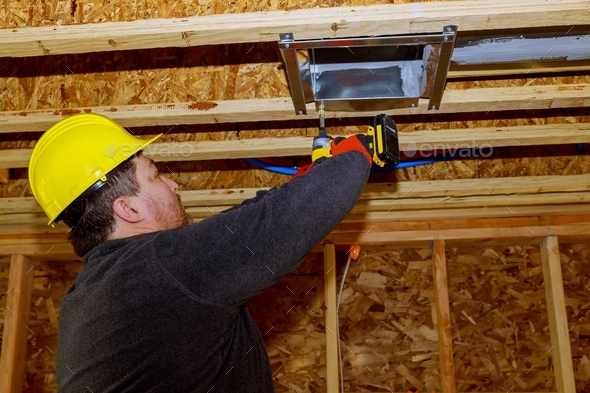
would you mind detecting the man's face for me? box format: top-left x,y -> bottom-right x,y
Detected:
134,155 -> 193,230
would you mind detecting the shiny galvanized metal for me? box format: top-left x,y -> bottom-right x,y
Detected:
278,26 -> 458,114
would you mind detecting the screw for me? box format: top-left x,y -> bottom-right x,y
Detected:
298,111 -> 303,115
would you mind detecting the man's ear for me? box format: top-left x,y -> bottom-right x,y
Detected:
112,196 -> 142,223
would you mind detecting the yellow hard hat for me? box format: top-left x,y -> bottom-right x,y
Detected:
29,113 -> 161,225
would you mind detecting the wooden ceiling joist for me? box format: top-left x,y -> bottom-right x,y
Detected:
325,222 -> 590,248
2,123 -> 590,169
1,0 -> 588,58
3,174 -> 590,214
1,204 -> 589,237
1,83 -> 589,135
2,220 -> 589,260
344,206 -> 590,226
1,175 -> 589,247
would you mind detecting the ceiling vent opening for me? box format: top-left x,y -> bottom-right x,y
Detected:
278,26 -> 458,114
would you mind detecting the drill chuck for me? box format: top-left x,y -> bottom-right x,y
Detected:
312,128 -> 332,162
312,104 -> 333,162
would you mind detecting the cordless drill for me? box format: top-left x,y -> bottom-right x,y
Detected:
312,105 -> 400,167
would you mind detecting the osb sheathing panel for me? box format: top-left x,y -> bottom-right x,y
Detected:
448,246 -> 554,392
561,244 -> 590,393
253,245 -> 590,393
22,261 -> 82,393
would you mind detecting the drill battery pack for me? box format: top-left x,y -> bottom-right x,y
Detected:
367,114 -> 400,167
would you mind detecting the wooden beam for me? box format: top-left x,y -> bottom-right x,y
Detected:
5,195 -> 590,225
323,222 -> 590,248
0,254 -> 35,393
3,122 -> 590,169
4,222 -> 590,260
0,242 -> 78,260
175,174 -> 590,202
165,172 -> 590,199
0,84 -> 589,134
1,0 -> 587,57
432,240 -> 457,393
323,242 -> 338,393
4,174 -> 590,213
398,123 -> 590,151
345,205 -> 590,224
338,214 -> 590,233
540,236 -> 576,393
3,206 -> 590,240
2,175 -> 590,257
3,208 -> 590,239
3,176 -> 590,221
349,193 -> 590,214
0,168 -> 8,183
22,203 -> 590,228
3,174 -> 590,231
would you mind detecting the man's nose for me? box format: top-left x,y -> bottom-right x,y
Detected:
163,176 -> 179,193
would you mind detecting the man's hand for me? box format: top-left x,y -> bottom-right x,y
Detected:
330,134 -> 372,165
292,134 -> 372,179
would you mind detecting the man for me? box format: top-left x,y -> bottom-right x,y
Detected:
28,113 -> 372,392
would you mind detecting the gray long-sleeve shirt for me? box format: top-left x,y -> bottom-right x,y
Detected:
56,150 -> 370,392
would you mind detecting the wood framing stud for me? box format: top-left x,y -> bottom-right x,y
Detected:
1,84 -> 589,134
540,236 -> 576,393
323,242 -> 338,393
0,168 -> 8,183
0,254 -> 35,393
432,240 -> 457,393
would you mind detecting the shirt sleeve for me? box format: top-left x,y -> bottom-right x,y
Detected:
154,150 -> 370,306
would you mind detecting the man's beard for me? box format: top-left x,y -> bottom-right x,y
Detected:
148,194 -> 193,231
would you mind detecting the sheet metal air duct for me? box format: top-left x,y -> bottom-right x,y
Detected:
278,26 -> 458,114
